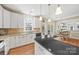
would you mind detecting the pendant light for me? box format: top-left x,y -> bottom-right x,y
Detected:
48,4 -> 51,22
55,4 -> 62,15
39,4 -> 43,21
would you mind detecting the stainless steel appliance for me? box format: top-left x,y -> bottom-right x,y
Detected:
0,40 -> 5,55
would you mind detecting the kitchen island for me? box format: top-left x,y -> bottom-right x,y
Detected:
35,36 -> 79,55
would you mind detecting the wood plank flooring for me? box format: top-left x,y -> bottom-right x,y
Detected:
61,38 -> 79,47
8,43 -> 35,55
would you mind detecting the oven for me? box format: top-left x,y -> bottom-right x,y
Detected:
0,40 -> 5,55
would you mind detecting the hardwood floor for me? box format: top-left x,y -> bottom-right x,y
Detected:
61,38 -> 79,47
8,43 -> 35,55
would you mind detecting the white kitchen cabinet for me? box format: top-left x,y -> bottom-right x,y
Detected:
16,34 -> 35,48
9,34 -> 35,49
3,9 -> 10,28
2,34 -> 35,55
26,34 -> 32,43
25,34 -> 34,44
15,36 -> 21,47
16,35 -> 30,47
17,14 -> 24,28
22,35 -> 28,45
34,17 -> 41,28
15,35 -> 26,47
15,35 -> 28,47
10,12 -> 18,28
27,34 -> 32,44
0,5 -> 3,28
28,34 -> 35,43
24,15 -> 39,30
9,36 -> 16,49
4,38 -> 10,55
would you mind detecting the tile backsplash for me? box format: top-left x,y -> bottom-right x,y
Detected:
0,29 -> 8,35
0,28 -> 24,35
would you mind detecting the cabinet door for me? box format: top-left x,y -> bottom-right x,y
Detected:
21,35 -> 27,45
17,14 -> 24,28
16,35 -> 26,47
27,34 -> 35,43
9,37 -> 16,49
16,35 -> 35,47
3,9 -> 10,28
4,38 -> 10,55
16,36 -> 24,47
35,17 -> 40,28
0,5 -> 2,28
15,36 -> 21,47
19,35 -> 27,46
10,12 -> 18,28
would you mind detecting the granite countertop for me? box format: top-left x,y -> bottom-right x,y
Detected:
35,36 -> 79,55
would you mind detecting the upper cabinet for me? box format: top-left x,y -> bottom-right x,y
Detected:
0,5 -> 3,28
34,17 -> 41,28
3,8 -> 10,28
24,16 -> 42,32
17,14 -> 24,28
10,12 -> 18,28
10,12 -> 24,28
0,5 -> 24,28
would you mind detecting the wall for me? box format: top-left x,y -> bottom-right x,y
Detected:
70,31 -> 79,39
54,16 -> 79,34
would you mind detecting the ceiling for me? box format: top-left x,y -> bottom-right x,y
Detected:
2,4 -> 79,21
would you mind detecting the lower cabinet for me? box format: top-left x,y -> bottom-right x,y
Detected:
16,35 -> 27,47
10,34 -> 35,49
4,34 -> 35,55
35,41 -> 52,55
9,36 -> 16,49
26,34 -> 35,44
15,36 -> 21,47
4,38 -> 10,55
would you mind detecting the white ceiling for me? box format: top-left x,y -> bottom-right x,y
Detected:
2,4 -> 79,21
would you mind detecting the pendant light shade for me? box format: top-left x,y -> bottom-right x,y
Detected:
48,4 -> 51,22
55,5 -> 62,15
48,18 -> 51,22
39,16 -> 42,21
39,4 -> 43,21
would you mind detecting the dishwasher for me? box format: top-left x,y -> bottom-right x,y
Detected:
0,40 -> 5,55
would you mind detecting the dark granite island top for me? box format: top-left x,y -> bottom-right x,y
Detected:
35,36 -> 79,55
